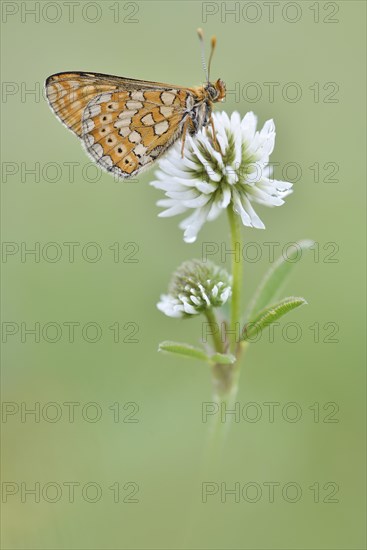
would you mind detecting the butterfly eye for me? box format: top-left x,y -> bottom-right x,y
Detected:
206,85 -> 218,100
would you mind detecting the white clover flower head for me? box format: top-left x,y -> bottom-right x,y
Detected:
157,259 -> 232,318
150,111 -> 293,243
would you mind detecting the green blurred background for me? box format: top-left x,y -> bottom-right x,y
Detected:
1,1 -> 365,548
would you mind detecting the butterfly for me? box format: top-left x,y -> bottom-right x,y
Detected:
45,29 -> 226,179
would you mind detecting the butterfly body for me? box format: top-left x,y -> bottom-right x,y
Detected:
45,71 -> 226,179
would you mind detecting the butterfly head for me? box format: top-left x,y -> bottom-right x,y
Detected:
205,79 -> 226,103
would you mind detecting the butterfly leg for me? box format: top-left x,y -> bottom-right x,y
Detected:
210,116 -> 220,152
181,117 -> 191,158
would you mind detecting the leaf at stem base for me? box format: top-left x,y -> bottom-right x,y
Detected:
158,341 -> 235,365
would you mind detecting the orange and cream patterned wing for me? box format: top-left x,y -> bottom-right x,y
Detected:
81,88 -> 191,178
46,72 -> 195,178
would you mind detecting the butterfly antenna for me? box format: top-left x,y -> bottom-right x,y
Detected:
207,36 -> 217,82
197,28 -> 209,82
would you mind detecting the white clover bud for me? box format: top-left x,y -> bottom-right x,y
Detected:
157,260 -> 232,318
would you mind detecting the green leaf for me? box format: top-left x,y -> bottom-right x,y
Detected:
242,297 -> 307,341
158,341 -> 236,365
246,239 -> 314,321
158,341 -> 210,362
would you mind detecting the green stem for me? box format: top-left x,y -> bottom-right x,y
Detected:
204,210 -> 244,470
204,308 -> 223,354
205,342 -> 249,473
227,207 -> 243,353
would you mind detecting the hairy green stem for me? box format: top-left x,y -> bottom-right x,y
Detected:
227,207 -> 243,353
205,211 -> 245,469
206,342 -> 249,472
204,308 -> 223,354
